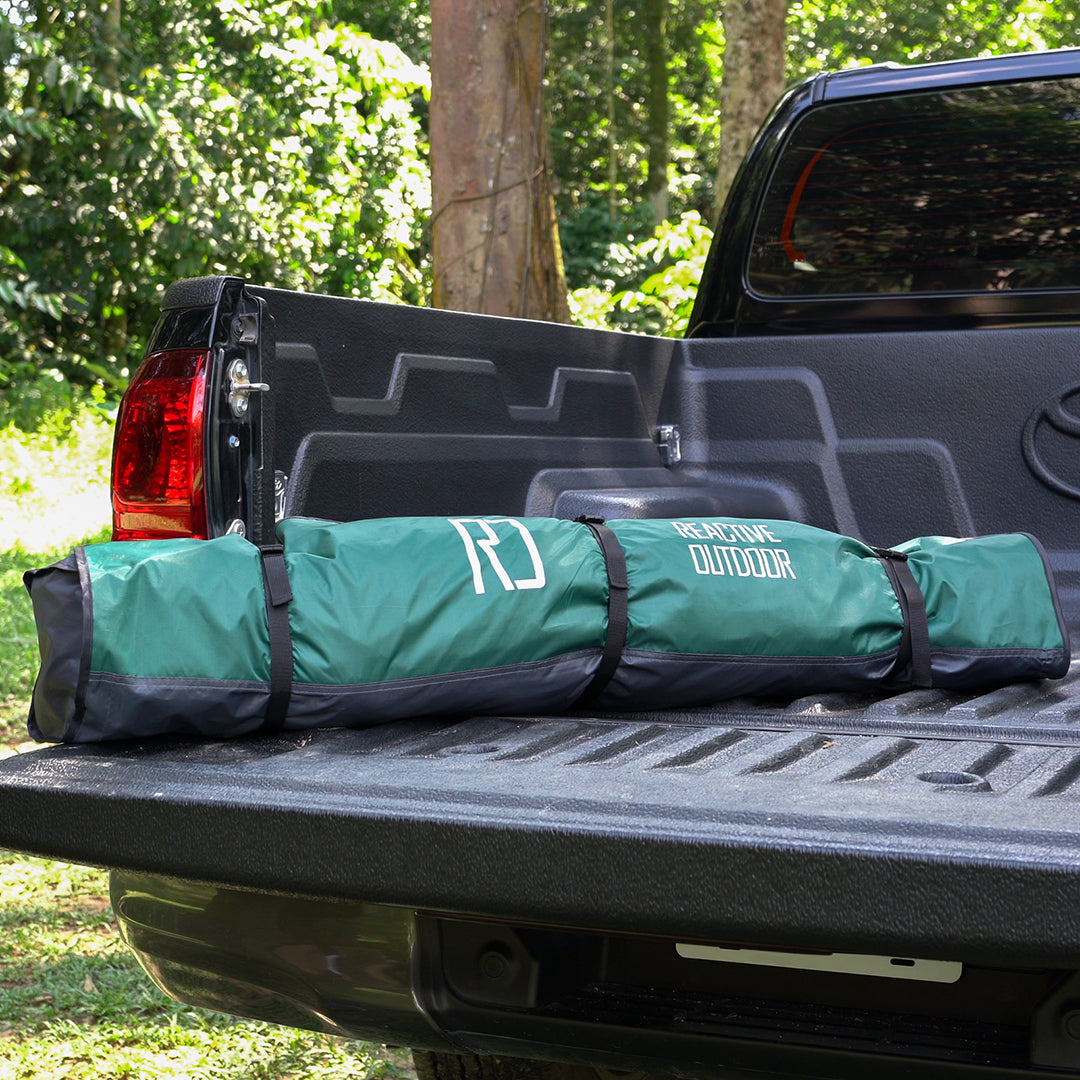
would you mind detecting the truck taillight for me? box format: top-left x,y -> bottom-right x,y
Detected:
111,349 -> 210,540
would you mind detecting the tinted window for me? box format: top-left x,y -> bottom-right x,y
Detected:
748,78 -> 1080,297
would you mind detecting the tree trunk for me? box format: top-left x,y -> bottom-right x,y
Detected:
714,0 -> 787,224
643,0 -> 669,224
101,0 -> 121,92
430,0 -> 569,322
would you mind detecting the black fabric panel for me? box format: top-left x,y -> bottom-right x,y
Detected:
929,647 -> 1070,691
77,674 -> 270,741
22,555 -> 86,742
596,648 -> 902,710
1022,531 -> 1073,662
72,652 -> 600,742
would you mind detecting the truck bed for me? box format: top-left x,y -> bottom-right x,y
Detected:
6,288 -> 1080,1075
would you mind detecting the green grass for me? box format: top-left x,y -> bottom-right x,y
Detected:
0,409 -> 416,1079
0,411 -> 114,748
0,852 -> 417,1080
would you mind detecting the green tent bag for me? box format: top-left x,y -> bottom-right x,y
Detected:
25,516 -> 1070,743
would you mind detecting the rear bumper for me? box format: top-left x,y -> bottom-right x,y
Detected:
111,871 -> 1080,1078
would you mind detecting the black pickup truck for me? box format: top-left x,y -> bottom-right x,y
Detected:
6,46 -> 1080,1080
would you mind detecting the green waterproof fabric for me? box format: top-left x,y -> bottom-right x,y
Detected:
88,535 -> 271,681
898,533 -> 1066,652
280,516 -> 607,686
24,516 -> 1070,743
86,518 -> 608,686
614,519 -> 903,658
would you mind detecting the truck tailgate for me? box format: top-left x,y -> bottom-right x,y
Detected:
3,670 -> 1080,967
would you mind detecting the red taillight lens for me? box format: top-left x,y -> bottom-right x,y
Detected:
111,349 -> 210,540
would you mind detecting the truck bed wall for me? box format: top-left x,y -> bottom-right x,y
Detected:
251,288 -> 1080,633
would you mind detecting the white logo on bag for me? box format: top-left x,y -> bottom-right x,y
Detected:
449,518 -> 547,595
670,520 -> 798,580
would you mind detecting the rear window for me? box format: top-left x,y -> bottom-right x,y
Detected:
748,78 -> 1080,297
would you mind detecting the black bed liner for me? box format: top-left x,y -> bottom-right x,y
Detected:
4,665 -> 1080,968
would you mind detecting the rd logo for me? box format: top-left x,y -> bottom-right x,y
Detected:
449,518 -> 547,595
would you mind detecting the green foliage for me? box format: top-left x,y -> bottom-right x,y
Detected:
0,0 -> 431,409
548,0 -> 722,274
786,0 -> 1080,78
617,210 -> 713,334
0,540 -> 53,738
557,191 -> 658,291
569,211 -> 713,337
0,404 -> 114,735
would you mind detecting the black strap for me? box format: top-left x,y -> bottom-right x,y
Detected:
873,547 -> 933,690
575,517 -> 629,704
259,545 -> 294,731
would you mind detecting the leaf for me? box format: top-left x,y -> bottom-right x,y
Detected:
29,293 -> 63,320
0,20 -> 15,64
60,78 -> 78,114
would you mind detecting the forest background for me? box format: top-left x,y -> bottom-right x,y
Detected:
0,6 -> 1079,1075
0,0 -> 1078,424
